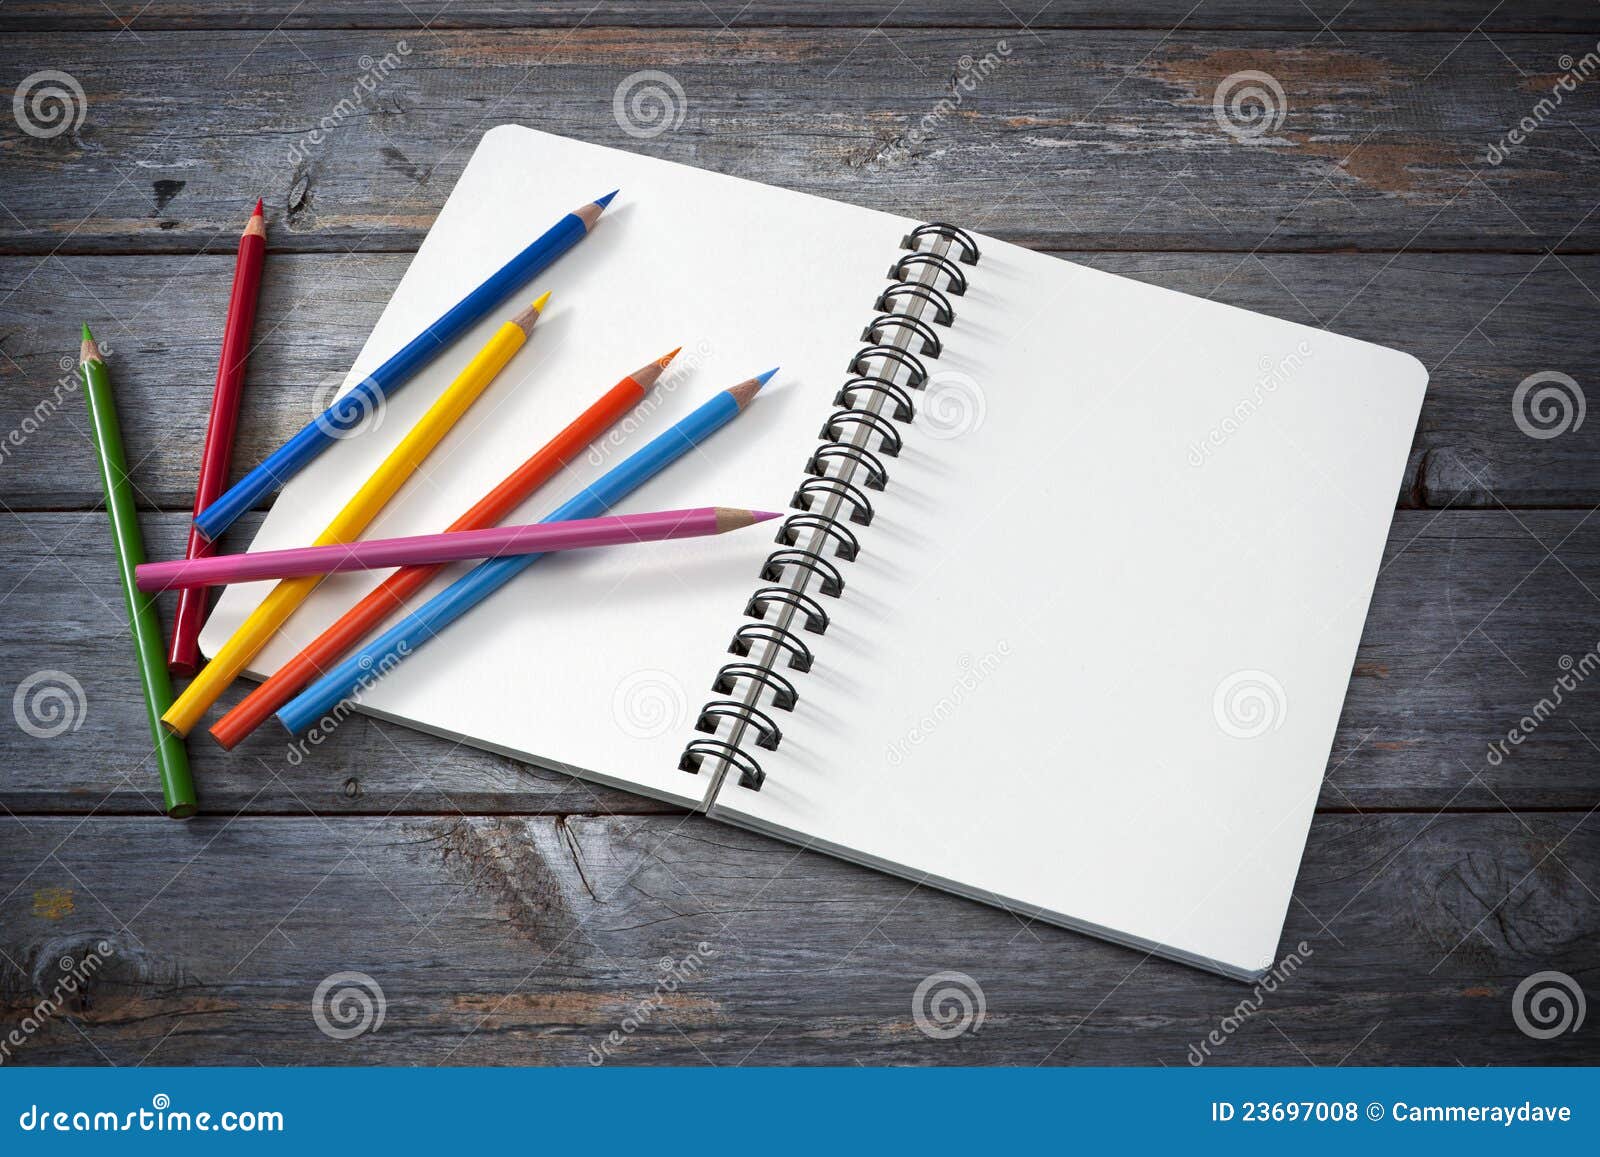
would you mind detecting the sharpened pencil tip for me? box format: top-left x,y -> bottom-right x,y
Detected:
726,373 -> 768,410
630,348 -> 678,391
253,197 -> 264,216
510,292 -> 550,333
81,322 -> 93,342
715,507 -> 777,533
755,367 -> 778,386
573,193 -> 613,231
753,510 -> 783,523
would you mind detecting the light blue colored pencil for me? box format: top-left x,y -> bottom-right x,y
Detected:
276,369 -> 775,734
193,191 -> 617,541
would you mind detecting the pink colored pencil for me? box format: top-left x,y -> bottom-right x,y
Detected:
135,506 -> 777,592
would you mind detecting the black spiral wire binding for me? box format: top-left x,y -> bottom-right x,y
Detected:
679,222 -> 981,793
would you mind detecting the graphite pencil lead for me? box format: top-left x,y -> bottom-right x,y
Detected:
511,292 -> 552,332
575,190 -> 618,231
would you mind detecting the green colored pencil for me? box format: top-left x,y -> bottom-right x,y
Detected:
80,325 -> 197,819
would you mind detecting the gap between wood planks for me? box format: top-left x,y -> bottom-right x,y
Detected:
3,805 -> 1591,817
9,244 -> 1600,259
4,15 -> 1599,34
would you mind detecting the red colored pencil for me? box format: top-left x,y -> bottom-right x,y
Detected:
207,348 -> 679,749
169,199 -> 267,675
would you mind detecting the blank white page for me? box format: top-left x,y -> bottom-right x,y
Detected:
709,235 -> 1427,978
202,125 -> 913,806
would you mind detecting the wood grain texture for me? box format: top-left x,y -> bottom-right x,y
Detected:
0,812 -> 1594,1065
0,509 -> 682,817
0,510 -> 1595,814
2,29 -> 1596,254
6,2 -> 1600,33
3,252 -> 1597,511
1,3 -> 1595,1070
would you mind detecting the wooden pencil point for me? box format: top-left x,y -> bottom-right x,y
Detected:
573,195 -> 610,231
511,293 -> 550,332
726,376 -> 765,410
630,348 -> 679,391
714,507 -> 766,532
191,195 -> 602,543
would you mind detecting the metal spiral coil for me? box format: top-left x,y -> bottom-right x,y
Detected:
681,221 -> 981,792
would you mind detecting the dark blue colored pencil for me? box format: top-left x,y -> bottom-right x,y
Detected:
192,191 -> 617,541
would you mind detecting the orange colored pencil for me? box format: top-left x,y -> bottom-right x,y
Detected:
208,349 -> 678,749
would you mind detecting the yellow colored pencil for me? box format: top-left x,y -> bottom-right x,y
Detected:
161,292 -> 551,736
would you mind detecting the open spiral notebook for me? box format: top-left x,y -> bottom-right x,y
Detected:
202,125 -> 1426,980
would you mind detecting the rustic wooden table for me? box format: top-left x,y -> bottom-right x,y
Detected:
1,1 -> 1596,1066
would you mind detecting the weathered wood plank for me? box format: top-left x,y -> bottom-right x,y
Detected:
5,2 -> 1599,33
0,812 -> 1594,1064
0,510 -> 684,817
3,252 -> 1597,510
1,30 -> 1596,253
0,510 -> 1596,812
